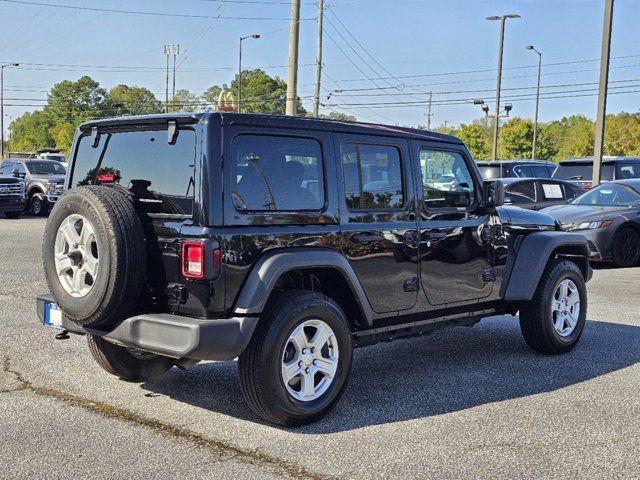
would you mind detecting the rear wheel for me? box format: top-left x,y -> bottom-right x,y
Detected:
519,259 -> 587,354
612,227 -> 640,268
30,192 -> 48,216
87,335 -> 174,382
238,291 -> 352,426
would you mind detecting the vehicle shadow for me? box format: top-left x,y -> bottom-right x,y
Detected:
140,316 -> 640,433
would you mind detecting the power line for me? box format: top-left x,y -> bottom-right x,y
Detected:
0,0 -> 299,20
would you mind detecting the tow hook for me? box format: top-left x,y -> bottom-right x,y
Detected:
55,329 -> 70,340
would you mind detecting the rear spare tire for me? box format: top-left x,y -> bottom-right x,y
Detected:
42,185 -> 146,329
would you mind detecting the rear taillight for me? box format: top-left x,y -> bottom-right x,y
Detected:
182,242 -> 205,279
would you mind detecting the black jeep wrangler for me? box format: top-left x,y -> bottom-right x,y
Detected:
37,113 -> 591,426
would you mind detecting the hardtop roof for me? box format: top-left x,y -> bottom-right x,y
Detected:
78,112 -> 463,144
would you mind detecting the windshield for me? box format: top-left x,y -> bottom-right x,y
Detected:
553,163 -> 614,181
571,182 -> 640,206
25,161 -> 66,175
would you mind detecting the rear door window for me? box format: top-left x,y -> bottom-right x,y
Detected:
342,143 -> 404,210
71,128 -> 196,216
230,134 -> 324,212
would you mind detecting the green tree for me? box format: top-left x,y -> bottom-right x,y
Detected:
230,69 -> 305,115
604,113 -> 640,156
500,117 -> 534,159
314,112 -> 357,122
9,110 -> 54,152
169,89 -> 201,112
108,85 -> 162,115
46,75 -> 109,125
49,122 -> 76,154
457,120 -> 491,159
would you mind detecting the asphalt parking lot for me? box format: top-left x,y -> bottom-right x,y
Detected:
1,217 -> 639,479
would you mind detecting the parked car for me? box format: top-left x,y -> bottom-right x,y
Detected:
0,174 -> 26,218
0,158 -> 66,215
37,113 -> 591,426
502,178 -> 584,210
552,156 -> 640,190
543,179 -> 640,267
476,160 -> 556,180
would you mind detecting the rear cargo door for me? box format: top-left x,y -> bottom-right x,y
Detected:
69,123 -> 200,309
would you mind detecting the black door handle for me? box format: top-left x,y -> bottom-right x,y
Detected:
352,233 -> 382,244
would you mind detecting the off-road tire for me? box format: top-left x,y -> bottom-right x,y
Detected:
87,335 -> 174,382
42,185 -> 146,329
519,259 -> 587,354
238,290 -> 353,426
612,226 -> 640,268
4,211 -> 21,219
30,192 -> 48,216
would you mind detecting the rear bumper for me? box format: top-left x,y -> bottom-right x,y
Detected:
36,294 -> 258,361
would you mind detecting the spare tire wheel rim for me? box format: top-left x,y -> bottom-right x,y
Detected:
551,279 -> 580,337
281,318 -> 340,402
54,214 -> 100,298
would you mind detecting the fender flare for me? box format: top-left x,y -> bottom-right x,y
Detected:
233,247 -> 374,325
502,231 -> 590,301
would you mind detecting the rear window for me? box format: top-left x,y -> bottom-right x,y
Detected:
553,163 -> 614,182
70,128 -> 196,216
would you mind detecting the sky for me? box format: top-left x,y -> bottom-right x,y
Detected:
0,0 -> 639,133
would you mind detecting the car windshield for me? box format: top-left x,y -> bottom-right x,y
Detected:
571,182 -> 640,206
25,161 -> 66,175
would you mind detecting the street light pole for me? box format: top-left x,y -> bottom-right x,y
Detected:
487,14 -> 520,164
238,34 -> 260,114
1,63 -> 19,159
286,0 -> 301,116
526,45 -> 542,160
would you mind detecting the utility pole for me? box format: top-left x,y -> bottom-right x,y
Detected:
426,91 -> 433,130
526,45 -> 542,160
593,0 -> 614,187
487,14 -> 520,165
286,0 -> 301,116
164,44 -> 179,112
313,0 -> 324,117
172,44 -> 180,100
1,63 -> 19,159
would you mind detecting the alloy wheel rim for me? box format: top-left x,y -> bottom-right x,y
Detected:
32,198 -> 41,215
616,231 -> 639,264
54,214 -> 99,298
280,319 -> 339,402
551,279 -> 580,337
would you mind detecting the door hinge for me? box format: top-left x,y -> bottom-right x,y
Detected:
403,276 -> 419,292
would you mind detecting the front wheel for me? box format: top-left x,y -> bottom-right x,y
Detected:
30,192 -> 48,216
87,335 -> 174,382
612,227 -> 640,268
238,291 -> 353,426
519,259 -> 587,354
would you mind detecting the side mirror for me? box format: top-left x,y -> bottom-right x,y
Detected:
482,180 -> 505,208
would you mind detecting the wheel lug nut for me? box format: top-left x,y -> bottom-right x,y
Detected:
305,368 -> 310,374
298,361 -> 303,367
301,348 -> 306,354
313,360 -> 317,365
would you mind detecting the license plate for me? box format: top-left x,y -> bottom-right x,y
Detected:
43,302 -> 64,329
